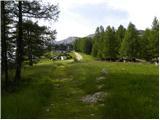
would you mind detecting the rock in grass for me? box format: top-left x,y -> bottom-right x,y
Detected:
81,92 -> 107,104
96,76 -> 106,81
101,68 -> 108,75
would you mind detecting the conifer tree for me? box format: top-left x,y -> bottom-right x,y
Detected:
120,23 -> 140,59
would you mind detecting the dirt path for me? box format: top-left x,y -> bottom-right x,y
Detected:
74,52 -> 83,61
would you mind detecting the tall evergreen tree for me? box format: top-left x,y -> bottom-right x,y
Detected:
103,26 -> 117,60
92,27 -> 100,57
14,0 -> 59,82
15,1 -> 23,83
151,17 -> 159,59
116,25 -> 126,57
1,1 -> 8,87
120,23 -> 140,59
23,20 -> 46,66
97,25 -> 105,58
140,29 -> 153,60
1,1 -> 18,88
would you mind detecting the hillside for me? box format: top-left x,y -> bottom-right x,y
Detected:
55,34 -> 95,45
55,37 -> 79,45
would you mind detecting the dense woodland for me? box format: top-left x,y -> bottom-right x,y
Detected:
74,18 -> 159,62
1,1 -> 59,89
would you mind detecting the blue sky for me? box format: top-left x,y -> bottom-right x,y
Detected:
40,0 -> 160,41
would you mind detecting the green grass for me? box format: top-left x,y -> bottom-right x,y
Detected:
43,51 -> 60,58
78,52 -> 95,62
1,53 -> 159,119
1,60 -> 56,118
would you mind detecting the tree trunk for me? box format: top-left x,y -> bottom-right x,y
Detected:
1,1 -> 8,88
29,46 -> 33,66
15,1 -> 23,83
28,31 -> 33,66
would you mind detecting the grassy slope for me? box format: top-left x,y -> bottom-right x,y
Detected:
1,53 -> 159,119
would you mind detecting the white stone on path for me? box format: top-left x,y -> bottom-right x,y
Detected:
81,92 -> 107,104
101,68 -> 108,75
96,76 -> 106,81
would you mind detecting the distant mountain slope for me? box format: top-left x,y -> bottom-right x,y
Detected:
55,37 -> 79,45
55,34 -> 95,45
86,34 -> 95,38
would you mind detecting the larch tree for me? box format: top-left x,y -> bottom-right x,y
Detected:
14,0 -> 60,83
103,26 -> 117,60
15,1 -> 23,83
116,25 -> 126,57
1,1 -> 8,87
140,29 -> 153,60
91,27 -> 100,57
22,20 -> 49,66
97,25 -> 105,59
120,23 -> 140,59
151,17 -> 159,59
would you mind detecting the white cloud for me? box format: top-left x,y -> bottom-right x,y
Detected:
40,0 -> 160,41
106,0 -> 160,29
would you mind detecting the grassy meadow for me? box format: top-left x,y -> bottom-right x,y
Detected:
1,52 -> 159,118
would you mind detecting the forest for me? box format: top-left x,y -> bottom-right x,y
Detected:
74,18 -> 159,62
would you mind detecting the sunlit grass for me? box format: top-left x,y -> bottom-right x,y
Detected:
1,52 -> 159,118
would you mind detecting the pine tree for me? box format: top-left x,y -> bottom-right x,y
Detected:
116,25 -> 126,57
1,1 -> 8,87
97,25 -> 105,58
140,29 -> 153,60
103,26 -> 117,60
14,1 -> 60,82
120,23 -> 140,60
23,20 -> 50,66
91,27 -> 100,57
151,17 -> 159,59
